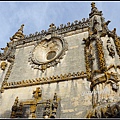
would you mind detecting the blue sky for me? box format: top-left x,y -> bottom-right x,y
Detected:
0,1 -> 120,50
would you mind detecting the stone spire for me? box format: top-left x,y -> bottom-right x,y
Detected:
10,24 -> 25,41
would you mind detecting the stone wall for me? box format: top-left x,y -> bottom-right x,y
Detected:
7,31 -> 88,83
0,78 -> 92,118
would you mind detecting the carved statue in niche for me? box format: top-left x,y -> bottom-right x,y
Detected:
106,39 -> 115,58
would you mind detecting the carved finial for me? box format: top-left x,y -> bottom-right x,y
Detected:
67,22 -> 70,27
91,2 -> 98,13
48,23 -> 56,33
91,2 -> 96,9
33,87 -> 42,99
89,2 -> 102,18
19,24 -> 24,32
49,23 -> 55,28
10,24 -> 25,41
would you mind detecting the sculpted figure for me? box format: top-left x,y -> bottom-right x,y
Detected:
106,40 -> 115,58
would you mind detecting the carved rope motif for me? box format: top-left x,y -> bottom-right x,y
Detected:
96,39 -> 106,71
84,45 -> 92,81
0,61 -> 14,93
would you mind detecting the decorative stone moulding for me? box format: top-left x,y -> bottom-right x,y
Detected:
28,36 -> 68,72
9,18 -> 89,48
2,71 -> 86,90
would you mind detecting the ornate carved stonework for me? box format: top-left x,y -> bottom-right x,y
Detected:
0,24 -> 24,62
106,39 -> 115,58
86,102 -> 120,118
1,2 -> 120,119
10,87 -> 60,118
84,2 -> 120,118
28,36 -> 68,72
89,2 -> 103,18
0,61 -> 7,70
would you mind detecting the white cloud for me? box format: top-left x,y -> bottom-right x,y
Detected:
0,1 -> 120,49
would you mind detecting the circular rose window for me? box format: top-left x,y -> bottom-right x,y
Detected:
31,37 -> 64,64
29,36 -> 68,71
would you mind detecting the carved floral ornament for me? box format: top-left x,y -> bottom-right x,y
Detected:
28,36 -> 68,72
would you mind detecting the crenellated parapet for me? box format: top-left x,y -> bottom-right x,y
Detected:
0,18 -> 89,63
6,18 -> 89,48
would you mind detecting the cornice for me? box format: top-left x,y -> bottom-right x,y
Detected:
14,18 -> 90,47
1,71 -> 86,92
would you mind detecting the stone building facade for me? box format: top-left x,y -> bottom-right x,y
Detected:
0,2 -> 120,118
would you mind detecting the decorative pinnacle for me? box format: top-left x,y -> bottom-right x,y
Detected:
10,24 -> 25,41
18,24 -> 24,33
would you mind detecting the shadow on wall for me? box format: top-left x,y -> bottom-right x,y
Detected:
0,110 -> 11,118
